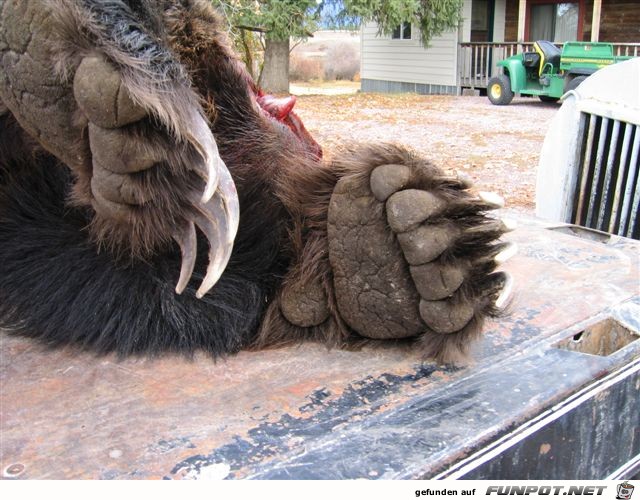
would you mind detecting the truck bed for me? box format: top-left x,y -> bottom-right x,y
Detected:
1,213 -> 639,480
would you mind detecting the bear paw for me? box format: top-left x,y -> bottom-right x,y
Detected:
73,56 -> 239,297
327,146 -> 514,363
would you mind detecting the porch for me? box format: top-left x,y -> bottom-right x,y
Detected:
458,41 -> 640,90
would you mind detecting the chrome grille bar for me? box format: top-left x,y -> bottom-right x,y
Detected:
572,113 -> 640,239
609,122 -> 634,233
619,127 -> 639,238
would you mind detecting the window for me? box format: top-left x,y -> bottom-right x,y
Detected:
529,2 -> 580,42
471,0 -> 494,43
392,22 -> 412,40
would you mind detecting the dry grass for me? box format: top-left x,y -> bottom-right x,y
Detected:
294,93 -> 560,211
289,54 -> 324,81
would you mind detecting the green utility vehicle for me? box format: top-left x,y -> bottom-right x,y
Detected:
487,41 -> 632,105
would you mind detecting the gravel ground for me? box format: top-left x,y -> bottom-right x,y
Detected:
294,93 -> 560,212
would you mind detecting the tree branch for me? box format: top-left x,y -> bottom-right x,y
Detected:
236,24 -> 268,33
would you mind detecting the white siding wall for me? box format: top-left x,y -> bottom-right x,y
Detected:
360,22 -> 459,86
360,1 -> 511,90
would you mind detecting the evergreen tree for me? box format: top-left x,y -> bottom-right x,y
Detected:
215,0 -> 463,92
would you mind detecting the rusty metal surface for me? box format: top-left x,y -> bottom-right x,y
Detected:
1,213 -> 639,480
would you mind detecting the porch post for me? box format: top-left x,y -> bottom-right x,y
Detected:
517,0 -> 527,50
591,0 -> 602,42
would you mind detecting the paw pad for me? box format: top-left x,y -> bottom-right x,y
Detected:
396,223 -> 460,265
328,149 -> 514,361
410,263 -> 465,300
386,190 -> 446,232
419,299 -> 475,335
74,57 -> 146,129
370,164 -> 411,201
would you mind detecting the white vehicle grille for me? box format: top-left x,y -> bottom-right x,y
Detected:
572,113 -> 639,239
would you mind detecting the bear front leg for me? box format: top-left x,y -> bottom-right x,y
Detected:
267,144 -> 514,364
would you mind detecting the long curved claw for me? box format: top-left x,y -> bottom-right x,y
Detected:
494,242 -> 518,264
173,221 -> 197,294
478,191 -> 505,208
180,114 -> 240,298
467,218 -> 516,237
495,272 -> 514,309
455,171 -> 474,189
192,161 -> 239,299
192,193 -> 232,298
501,218 -> 518,232
216,158 -> 240,243
186,108 -> 221,204
168,176 -> 238,298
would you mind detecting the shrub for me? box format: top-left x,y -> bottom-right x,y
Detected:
289,54 -> 324,81
324,43 -> 360,81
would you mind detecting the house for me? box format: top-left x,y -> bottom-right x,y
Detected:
360,0 -> 640,95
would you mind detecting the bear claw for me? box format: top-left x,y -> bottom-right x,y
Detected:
495,272 -> 514,309
75,55 -> 239,297
478,191 -> 505,208
494,242 -> 518,264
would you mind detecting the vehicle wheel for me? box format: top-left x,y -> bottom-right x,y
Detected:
539,95 -> 560,103
565,75 -> 586,93
487,75 -> 514,105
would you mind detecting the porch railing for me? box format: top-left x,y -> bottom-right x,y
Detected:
458,42 -> 640,90
613,43 -> 640,57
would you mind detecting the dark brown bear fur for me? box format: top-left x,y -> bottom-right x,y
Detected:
0,0 -> 508,363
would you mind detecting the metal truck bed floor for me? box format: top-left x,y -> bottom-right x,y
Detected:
1,214 -> 639,480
